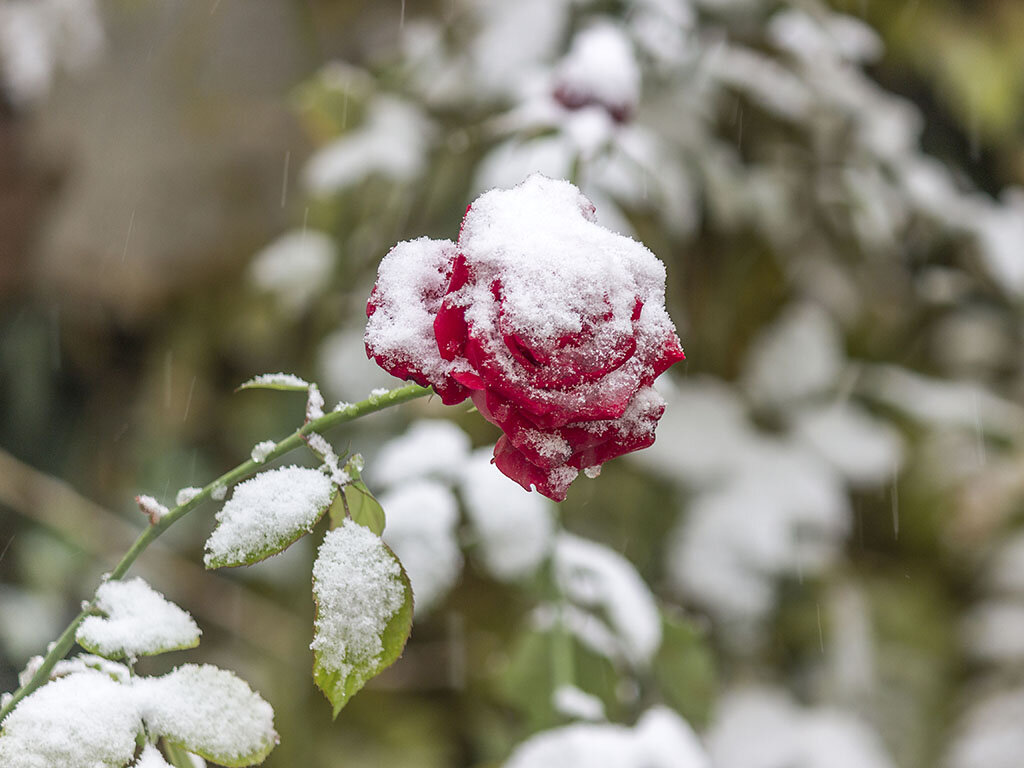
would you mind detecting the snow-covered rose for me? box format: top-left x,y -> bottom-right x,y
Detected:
365,174 -> 684,500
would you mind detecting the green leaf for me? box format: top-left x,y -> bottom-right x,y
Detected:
235,373 -> 309,392
311,522 -> 414,717
140,664 -> 277,767
204,466 -> 336,569
162,740 -> 198,768
332,480 -> 386,536
652,613 -> 717,728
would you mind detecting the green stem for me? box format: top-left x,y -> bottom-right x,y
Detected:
0,382 -> 431,722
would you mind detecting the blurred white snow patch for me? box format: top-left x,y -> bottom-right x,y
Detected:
768,9 -> 882,65
319,327 -> 401,401
503,706 -> 709,768
474,135 -> 575,196
705,44 -> 813,121
628,0 -> 696,67
633,376 -> 758,486
0,0 -> 103,108
249,230 -> 337,316
554,533 -> 662,667
945,688 -> 1024,768
303,97 -> 435,195
984,533 -> 1024,594
0,585 -> 62,661
962,601 -> 1024,664
553,685 -> 606,722
555,21 -> 641,117
668,442 -> 849,623
708,687 -> 896,768
859,365 -> 1024,439
371,420 -> 471,488
742,303 -> 844,408
460,448 -> 555,581
791,402 -> 904,487
75,577 -> 200,659
469,0 -> 570,99
379,480 -> 462,616
967,189 -> 1024,298
0,671 -> 141,768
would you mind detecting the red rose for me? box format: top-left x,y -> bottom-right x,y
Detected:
366,174 -> 684,501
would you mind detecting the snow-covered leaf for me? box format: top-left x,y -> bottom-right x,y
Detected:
76,578 -> 200,659
136,665 -> 276,767
204,466 -> 335,569
0,671 -> 142,768
311,520 -> 413,717
236,373 -> 310,392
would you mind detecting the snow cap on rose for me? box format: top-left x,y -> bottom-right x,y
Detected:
365,174 -> 685,501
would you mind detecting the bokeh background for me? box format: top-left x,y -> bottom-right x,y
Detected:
2,0 -> 1024,766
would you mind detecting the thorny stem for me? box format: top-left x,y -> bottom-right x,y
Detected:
0,382 -> 432,722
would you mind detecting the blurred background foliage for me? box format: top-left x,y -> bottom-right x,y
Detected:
2,0 -> 1024,767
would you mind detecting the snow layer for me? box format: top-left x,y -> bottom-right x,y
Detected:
379,481 -> 462,616
708,687 -> 896,768
0,671 -> 141,768
239,372 -> 309,390
504,706 -> 709,768
371,419 -> 471,487
76,577 -> 200,659
554,533 -> 662,666
135,664 -> 277,764
311,520 -> 407,679
136,744 -> 173,768
946,687 -> 1024,768
554,21 -> 641,118
460,448 -> 555,581
303,96 -> 435,195
249,229 -> 336,315
204,466 -> 335,567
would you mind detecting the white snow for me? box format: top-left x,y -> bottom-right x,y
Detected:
0,671 -> 141,768
239,372 -> 309,390
667,441 -> 849,623
741,303 -> 844,408
371,420 -> 471,488
946,688 -> 1024,768
303,96 -> 435,195
311,520 -> 407,679
136,495 -> 169,524
248,229 -> 337,315
962,600 -> 1024,664
554,533 -> 662,666
319,327 -> 402,400
554,21 -> 641,118
175,486 -> 202,507
135,664 -> 277,765
553,685 -> 606,722
136,744 -> 172,768
75,578 -> 200,658
250,440 -> 277,464
379,480 -> 462,616
504,706 -> 709,768
967,189 -> 1024,298
0,0 -> 103,107
364,236 -> 461,393
204,466 -> 335,567
790,402 -> 904,487
459,448 -> 555,581
768,9 -> 882,65
707,687 -> 896,768
306,383 -> 326,420
859,365 -> 1024,440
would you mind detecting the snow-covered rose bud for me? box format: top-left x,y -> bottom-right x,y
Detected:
365,174 -> 684,501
